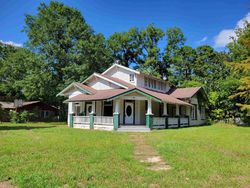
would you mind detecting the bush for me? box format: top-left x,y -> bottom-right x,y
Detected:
9,110 -> 33,123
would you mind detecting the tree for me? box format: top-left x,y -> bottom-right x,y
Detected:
0,43 -> 53,102
139,24 -> 164,76
227,22 -> 250,117
23,1 -> 112,105
163,27 -> 186,83
107,27 -> 142,67
172,46 -> 196,83
194,46 -> 228,92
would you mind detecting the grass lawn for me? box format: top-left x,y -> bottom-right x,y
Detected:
0,123 -> 249,187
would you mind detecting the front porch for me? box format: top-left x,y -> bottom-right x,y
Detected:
68,97 -> 191,131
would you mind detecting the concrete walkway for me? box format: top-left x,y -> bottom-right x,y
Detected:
130,134 -> 171,171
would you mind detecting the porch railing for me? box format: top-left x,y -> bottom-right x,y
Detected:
73,116 -> 90,129
180,117 -> 189,127
72,115 -> 114,130
93,116 -> 114,131
94,116 -> 113,125
152,116 -> 189,129
152,117 -> 165,129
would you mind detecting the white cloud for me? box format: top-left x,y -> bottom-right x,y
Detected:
196,36 -> 208,44
0,40 -> 22,47
214,12 -> 250,48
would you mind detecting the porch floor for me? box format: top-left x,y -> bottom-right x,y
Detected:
117,125 -> 150,132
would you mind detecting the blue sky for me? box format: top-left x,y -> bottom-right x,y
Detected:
0,0 -> 249,51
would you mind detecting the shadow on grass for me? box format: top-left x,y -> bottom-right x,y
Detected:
152,124 -> 211,130
0,125 -> 56,131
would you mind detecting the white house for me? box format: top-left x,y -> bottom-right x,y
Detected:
57,63 -> 208,131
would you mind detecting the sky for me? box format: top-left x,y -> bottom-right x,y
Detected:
0,0 -> 249,51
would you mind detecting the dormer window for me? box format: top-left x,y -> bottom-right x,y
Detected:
130,74 -> 135,82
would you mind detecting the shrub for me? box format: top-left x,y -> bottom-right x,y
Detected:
9,110 -> 19,123
9,110 -> 33,123
20,111 -> 31,123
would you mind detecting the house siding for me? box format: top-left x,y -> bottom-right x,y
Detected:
105,66 -> 137,86
88,78 -> 120,90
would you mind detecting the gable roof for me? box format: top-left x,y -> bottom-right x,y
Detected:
65,89 -> 126,102
57,82 -> 96,97
170,87 -> 206,99
101,74 -> 135,89
82,73 -> 129,89
102,63 -> 140,75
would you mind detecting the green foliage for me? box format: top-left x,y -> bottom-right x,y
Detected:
0,1 -> 247,122
227,22 -> 250,117
9,110 -> 33,123
0,123 -> 249,187
23,1 -> 112,105
9,111 -> 19,123
0,104 -> 3,122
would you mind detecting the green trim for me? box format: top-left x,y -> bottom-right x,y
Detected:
146,114 -> 153,129
178,116 -> 181,128
165,116 -> 168,129
89,112 -> 94,129
109,88 -> 162,103
69,114 -> 73,128
113,112 -> 120,130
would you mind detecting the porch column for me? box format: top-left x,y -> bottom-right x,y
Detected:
147,99 -> 153,115
68,102 -> 74,128
113,99 -> 120,130
176,104 -> 180,116
176,104 -> 180,128
146,99 -> 153,129
163,102 -> 168,116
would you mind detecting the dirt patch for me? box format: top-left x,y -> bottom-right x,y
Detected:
130,134 -> 171,171
0,181 -> 17,188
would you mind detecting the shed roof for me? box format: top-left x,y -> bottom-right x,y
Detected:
170,87 -> 202,99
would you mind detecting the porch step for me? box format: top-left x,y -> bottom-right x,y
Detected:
117,126 -> 151,132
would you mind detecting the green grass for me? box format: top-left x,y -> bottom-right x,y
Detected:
0,122 -> 249,187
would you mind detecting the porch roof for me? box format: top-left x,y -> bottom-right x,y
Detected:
170,87 -> 208,101
65,87 -> 191,106
65,89 -> 126,102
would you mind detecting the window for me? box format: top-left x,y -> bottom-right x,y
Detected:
41,110 -> 49,118
129,74 -> 135,82
103,101 -> 113,116
144,77 -> 148,87
191,104 -> 197,120
74,103 -> 80,115
153,80 -> 156,89
180,106 -> 186,116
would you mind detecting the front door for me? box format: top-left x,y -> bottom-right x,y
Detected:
125,102 -> 134,124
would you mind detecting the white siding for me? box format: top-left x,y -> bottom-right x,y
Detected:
138,74 -> 170,93
68,89 -> 82,98
136,75 -> 145,88
96,101 -> 102,116
88,78 -> 120,90
135,100 -> 140,124
189,94 -> 207,126
105,67 -> 137,86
